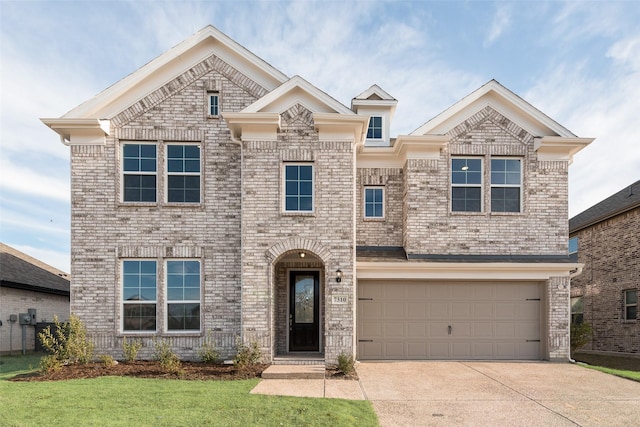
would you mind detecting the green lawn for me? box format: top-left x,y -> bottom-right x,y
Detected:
573,352 -> 640,382
0,355 -> 378,427
578,363 -> 640,382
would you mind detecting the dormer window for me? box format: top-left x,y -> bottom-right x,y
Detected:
367,116 -> 383,140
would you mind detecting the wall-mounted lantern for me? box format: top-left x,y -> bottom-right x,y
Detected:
336,269 -> 343,283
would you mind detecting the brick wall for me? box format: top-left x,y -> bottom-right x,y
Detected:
571,207 -> 640,353
69,54 -> 260,360
403,106 -> 569,257
0,287 -> 70,354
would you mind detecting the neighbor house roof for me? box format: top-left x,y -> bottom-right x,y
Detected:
0,243 -> 70,296
569,180 -> 640,233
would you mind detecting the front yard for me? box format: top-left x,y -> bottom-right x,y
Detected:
0,355 -> 378,427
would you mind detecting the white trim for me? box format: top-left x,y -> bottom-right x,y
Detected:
40,118 -> 110,145
207,92 -> 219,117
282,163 -> 315,214
164,259 -> 202,334
363,186 -> 385,219
120,141 -> 158,204
534,136 -> 594,163
451,156 -> 484,213
120,259 -> 158,334
165,142 -> 202,205
490,157 -> 523,213
356,261 -> 584,280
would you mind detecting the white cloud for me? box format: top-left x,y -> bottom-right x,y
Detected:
484,5 -> 511,47
10,244 -> 70,273
0,157 -> 70,202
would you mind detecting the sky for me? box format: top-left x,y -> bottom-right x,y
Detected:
1,0 -> 639,272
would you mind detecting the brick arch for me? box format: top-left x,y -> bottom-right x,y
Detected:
265,237 -> 332,264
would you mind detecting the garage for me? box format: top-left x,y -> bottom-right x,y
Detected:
357,280 -> 543,360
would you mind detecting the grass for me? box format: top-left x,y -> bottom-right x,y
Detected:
573,352 -> 640,382
0,355 -> 378,427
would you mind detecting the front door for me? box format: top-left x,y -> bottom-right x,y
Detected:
289,271 -> 320,351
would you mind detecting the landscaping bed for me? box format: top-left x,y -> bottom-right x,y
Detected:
10,360 -> 267,382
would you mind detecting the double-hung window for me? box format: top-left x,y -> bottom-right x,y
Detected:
491,158 -> 522,212
122,260 -> 157,332
367,116 -> 382,140
167,144 -> 201,203
166,260 -> 201,331
624,290 -> 637,321
364,187 -> 384,218
208,92 -> 219,116
451,158 -> 482,212
123,143 -> 157,202
284,164 -> 313,212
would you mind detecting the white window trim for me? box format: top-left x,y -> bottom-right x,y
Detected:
207,92 -> 219,117
121,259 -> 158,334
366,115 -> 384,141
282,163 -> 315,214
624,289 -> 637,321
164,259 -> 202,333
363,186 -> 385,219
490,157 -> 523,213
451,156 -> 484,212
165,142 -> 202,205
121,142 -> 158,204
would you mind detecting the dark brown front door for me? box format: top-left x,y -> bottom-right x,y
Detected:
289,271 -> 320,352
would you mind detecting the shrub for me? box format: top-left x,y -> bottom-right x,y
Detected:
571,321 -> 593,354
122,337 -> 143,362
39,355 -> 63,373
233,337 -> 262,368
98,354 -> 116,367
197,333 -> 219,364
38,314 -> 94,365
154,339 -> 182,373
337,352 -> 355,375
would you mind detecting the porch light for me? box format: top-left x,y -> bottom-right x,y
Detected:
299,252 -> 305,258
336,269 -> 343,283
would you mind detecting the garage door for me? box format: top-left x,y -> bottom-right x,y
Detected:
357,281 -> 542,360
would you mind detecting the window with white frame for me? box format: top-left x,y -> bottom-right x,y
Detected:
208,92 -> 219,116
167,144 -> 201,203
122,143 -> 157,202
166,260 -> 201,331
284,164 -> 313,212
571,296 -> 584,324
367,116 -> 382,140
364,187 -> 384,218
624,289 -> 637,321
122,260 -> 157,332
451,158 -> 482,212
491,158 -> 522,212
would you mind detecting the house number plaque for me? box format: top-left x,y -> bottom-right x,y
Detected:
332,295 -> 348,304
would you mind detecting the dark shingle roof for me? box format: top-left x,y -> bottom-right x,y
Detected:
0,243 -> 70,296
569,180 -> 640,233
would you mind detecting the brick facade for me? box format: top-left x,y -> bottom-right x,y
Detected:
571,207 -> 640,353
51,27 -> 583,364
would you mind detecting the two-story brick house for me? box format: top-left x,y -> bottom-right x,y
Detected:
42,25 -> 592,364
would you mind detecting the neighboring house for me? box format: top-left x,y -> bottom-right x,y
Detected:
41,25 -> 592,364
569,180 -> 640,354
0,243 -> 70,354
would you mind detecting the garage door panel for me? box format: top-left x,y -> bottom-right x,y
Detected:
358,281 -> 542,360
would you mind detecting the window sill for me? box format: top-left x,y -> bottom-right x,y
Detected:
118,202 -> 158,208
281,211 -> 315,217
363,217 -> 385,222
164,202 -> 203,208
489,211 -> 525,216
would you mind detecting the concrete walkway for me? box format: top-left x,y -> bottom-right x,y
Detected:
251,361 -> 640,426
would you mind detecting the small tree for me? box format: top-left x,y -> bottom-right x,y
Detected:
38,314 -> 94,365
122,337 -> 143,362
233,337 -> 262,368
570,321 -> 593,354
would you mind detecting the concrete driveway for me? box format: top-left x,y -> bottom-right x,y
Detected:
356,361 -> 640,426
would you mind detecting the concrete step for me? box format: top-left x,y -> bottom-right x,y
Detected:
261,364 -> 326,379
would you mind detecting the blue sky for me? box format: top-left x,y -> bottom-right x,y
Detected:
1,0 -> 639,272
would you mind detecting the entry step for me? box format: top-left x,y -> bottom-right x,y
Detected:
261,364 -> 325,379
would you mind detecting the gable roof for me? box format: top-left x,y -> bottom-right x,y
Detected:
61,25 -> 289,120
0,243 -> 70,296
352,84 -> 397,102
411,79 -> 576,138
569,180 -> 640,233
241,75 -> 354,115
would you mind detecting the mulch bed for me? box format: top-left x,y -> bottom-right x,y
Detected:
10,361 -> 267,382
10,361 -> 359,382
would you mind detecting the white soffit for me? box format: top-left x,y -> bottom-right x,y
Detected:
242,75 -> 354,115
61,25 -> 288,120
411,80 -> 577,138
